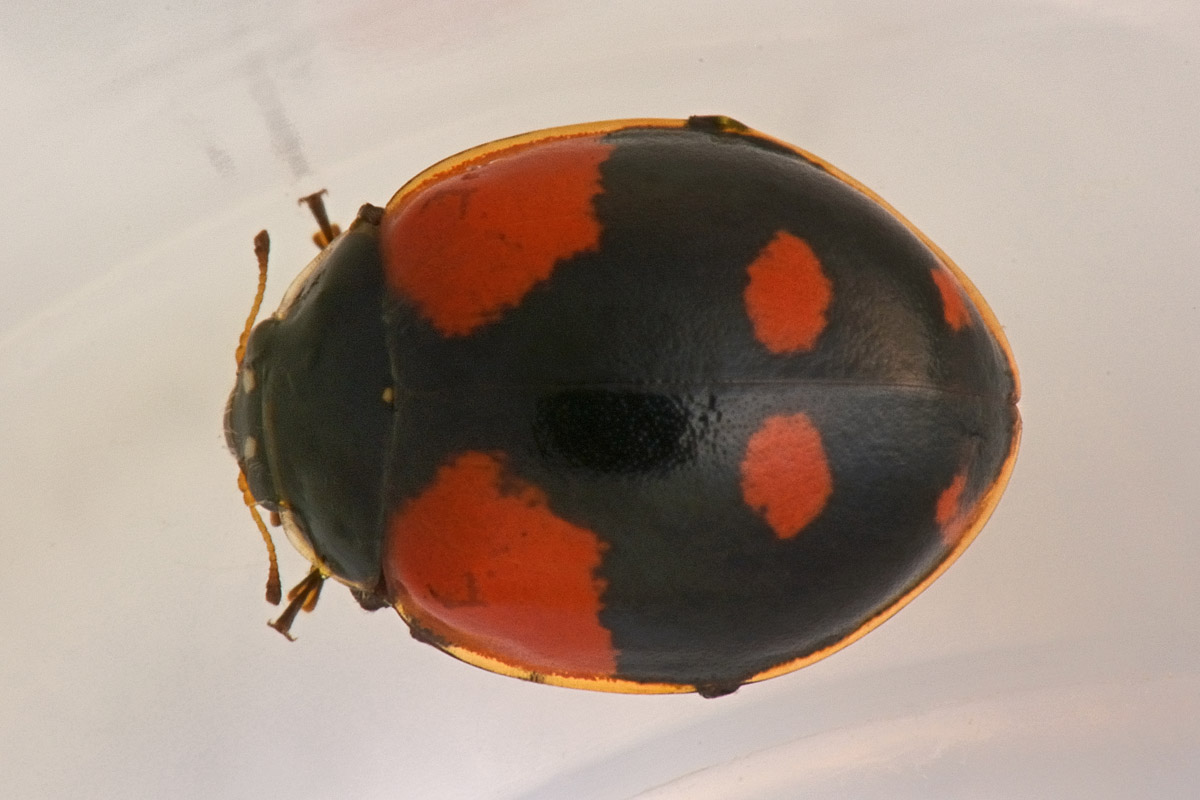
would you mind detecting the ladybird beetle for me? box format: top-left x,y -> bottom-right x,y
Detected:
225,116 -> 1020,697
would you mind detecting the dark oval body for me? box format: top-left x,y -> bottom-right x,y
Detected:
226,116 -> 1020,696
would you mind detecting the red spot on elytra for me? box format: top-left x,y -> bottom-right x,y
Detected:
384,451 -> 616,678
743,231 -> 832,353
931,268 -> 971,332
381,138 -> 611,336
935,471 -> 969,545
741,414 -> 832,540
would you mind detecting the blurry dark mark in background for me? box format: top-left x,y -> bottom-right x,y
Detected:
204,143 -> 236,177
180,113 -> 238,178
247,57 -> 311,179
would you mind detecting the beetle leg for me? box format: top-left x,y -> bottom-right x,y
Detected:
298,190 -> 342,248
268,568 -> 326,641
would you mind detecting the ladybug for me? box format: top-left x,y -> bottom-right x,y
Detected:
225,115 -> 1020,697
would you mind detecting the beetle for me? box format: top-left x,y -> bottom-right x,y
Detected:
225,115 -> 1020,697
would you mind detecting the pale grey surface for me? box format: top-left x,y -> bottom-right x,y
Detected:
3,1 -> 1198,798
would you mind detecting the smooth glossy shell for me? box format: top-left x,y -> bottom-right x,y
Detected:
375,117 -> 1019,694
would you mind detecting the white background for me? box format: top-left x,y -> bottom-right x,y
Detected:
3,1 -> 1198,797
